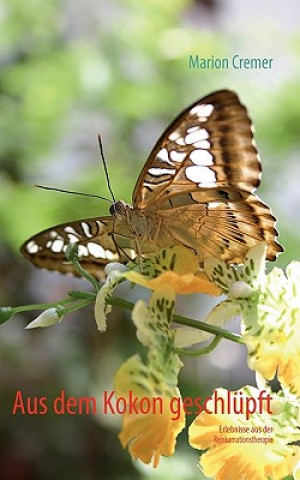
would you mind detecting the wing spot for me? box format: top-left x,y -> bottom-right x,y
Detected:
209,202 -> 221,209
175,137 -> 185,146
85,242 -> 117,261
185,128 -> 209,144
157,147 -> 169,162
96,221 -> 106,233
106,250 -> 116,260
168,131 -> 180,141
193,140 -> 210,149
185,166 -> 216,184
190,103 -> 214,118
187,126 -> 200,133
26,241 -> 39,254
148,167 -> 176,176
81,222 -> 93,238
170,151 -> 186,162
68,234 -> 79,243
78,245 -> 89,257
143,182 -> 154,190
190,150 -> 213,166
51,240 -> 64,253
64,226 -> 78,235
87,243 -> 106,258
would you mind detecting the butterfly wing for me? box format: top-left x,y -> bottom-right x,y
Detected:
155,190 -> 282,263
132,89 -> 282,262
133,90 -> 261,209
20,217 -> 137,279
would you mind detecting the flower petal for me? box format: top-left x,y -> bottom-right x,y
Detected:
94,280 -> 112,331
204,243 -> 267,293
94,269 -> 126,331
189,387 -> 300,480
174,328 -> 211,348
129,246 -> 199,276
205,300 -> 239,327
124,270 -> 221,295
115,355 -> 185,467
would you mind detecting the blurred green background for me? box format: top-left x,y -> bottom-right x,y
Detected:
0,0 -> 299,479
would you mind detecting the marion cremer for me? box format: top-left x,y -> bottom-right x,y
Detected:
189,54 -> 274,70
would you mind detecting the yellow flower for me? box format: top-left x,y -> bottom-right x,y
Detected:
204,244 -> 300,397
243,262 -> 300,398
114,283 -> 185,467
203,243 -> 266,329
124,245 -> 221,295
94,246 -> 220,331
115,355 -> 185,468
189,386 -> 300,480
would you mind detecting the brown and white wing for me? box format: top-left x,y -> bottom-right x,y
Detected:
133,90 -> 261,209
133,89 -> 282,262
21,217 -> 137,279
156,190 -> 283,264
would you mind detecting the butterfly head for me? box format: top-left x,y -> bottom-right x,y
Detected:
109,200 -> 130,220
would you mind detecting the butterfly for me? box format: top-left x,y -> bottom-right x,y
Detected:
21,90 -> 283,279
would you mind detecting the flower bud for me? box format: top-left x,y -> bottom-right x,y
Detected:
25,308 -> 60,329
105,262 -> 127,276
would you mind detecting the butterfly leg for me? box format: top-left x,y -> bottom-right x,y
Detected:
111,231 -> 135,263
152,218 -> 163,244
133,235 -> 144,271
111,217 -> 134,263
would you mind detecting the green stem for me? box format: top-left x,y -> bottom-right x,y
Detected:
6,289 -> 242,346
173,313 -> 242,343
12,297 -> 73,314
175,335 -> 222,357
71,258 -> 100,292
8,291 -> 96,317
59,299 -> 94,316
68,290 -> 97,301
65,245 -> 100,292
106,295 -> 243,344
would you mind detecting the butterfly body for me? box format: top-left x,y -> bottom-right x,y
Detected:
21,90 -> 283,278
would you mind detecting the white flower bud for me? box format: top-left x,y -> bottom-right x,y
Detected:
229,281 -> 255,299
25,308 -> 60,329
104,262 -> 127,276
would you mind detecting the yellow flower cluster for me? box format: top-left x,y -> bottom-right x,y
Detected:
94,244 -> 300,477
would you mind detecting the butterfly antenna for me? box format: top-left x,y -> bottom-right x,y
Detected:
35,185 -> 113,203
98,134 -> 116,203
